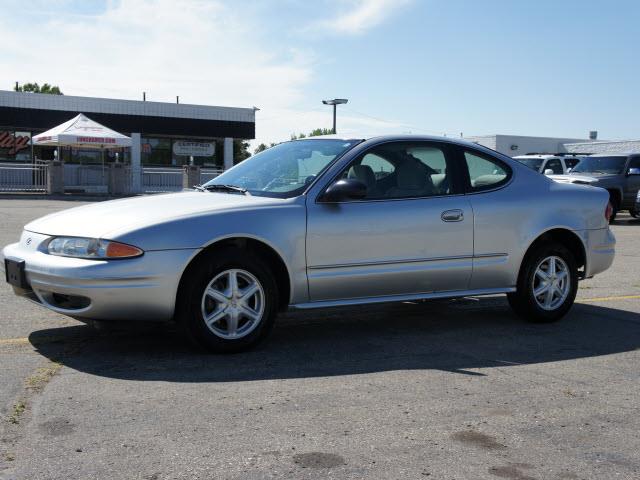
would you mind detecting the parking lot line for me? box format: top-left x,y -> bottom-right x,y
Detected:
0,337 -> 29,345
0,337 -> 29,346
580,294 -> 640,303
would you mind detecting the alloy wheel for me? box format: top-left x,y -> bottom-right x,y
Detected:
200,269 -> 265,340
531,255 -> 571,311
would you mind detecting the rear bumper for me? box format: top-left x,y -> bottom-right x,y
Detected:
583,227 -> 616,278
2,235 -> 198,322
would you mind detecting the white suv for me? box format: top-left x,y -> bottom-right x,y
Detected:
513,154 -> 583,175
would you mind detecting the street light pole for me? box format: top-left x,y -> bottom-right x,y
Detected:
322,98 -> 348,134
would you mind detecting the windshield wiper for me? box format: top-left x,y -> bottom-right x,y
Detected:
197,184 -> 249,195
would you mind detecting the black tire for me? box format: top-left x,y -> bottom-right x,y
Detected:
507,242 -> 578,323
630,209 -> 640,219
177,247 -> 278,353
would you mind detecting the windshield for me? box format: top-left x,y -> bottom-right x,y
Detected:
515,158 -> 544,171
572,156 -> 626,175
203,139 -> 359,198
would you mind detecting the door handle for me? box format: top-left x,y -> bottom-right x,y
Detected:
441,209 -> 464,222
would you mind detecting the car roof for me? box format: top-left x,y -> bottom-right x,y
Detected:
590,153 -> 639,157
291,133 -> 487,149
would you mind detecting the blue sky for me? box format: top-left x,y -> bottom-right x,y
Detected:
1,0 -> 638,145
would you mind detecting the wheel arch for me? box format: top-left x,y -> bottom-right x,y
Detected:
174,235 -> 293,318
519,228 -> 587,281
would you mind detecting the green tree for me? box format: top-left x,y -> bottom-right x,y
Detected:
254,143 -> 268,154
308,128 -> 333,137
14,82 -> 63,95
254,142 -> 279,154
291,128 -> 332,140
233,139 -> 251,164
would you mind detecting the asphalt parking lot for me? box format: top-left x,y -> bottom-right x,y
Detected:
0,198 -> 639,480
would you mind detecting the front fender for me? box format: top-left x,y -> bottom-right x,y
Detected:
111,199 -> 309,304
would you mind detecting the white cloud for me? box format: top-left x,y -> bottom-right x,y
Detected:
0,0 -> 414,147
310,0 -> 413,35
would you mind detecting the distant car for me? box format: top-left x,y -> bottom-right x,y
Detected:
513,154 -> 583,175
2,135 -> 616,353
548,153 -> 640,221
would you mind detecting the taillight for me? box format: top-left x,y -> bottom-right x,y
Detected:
605,202 -> 613,222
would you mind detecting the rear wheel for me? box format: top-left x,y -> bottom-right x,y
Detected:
507,243 -> 578,323
177,248 -> 278,353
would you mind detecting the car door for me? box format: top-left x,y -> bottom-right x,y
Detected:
456,147 -> 515,290
624,156 -> 640,208
305,140 -> 473,302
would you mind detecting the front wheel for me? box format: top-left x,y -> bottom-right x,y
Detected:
507,243 -> 578,323
177,248 -> 279,353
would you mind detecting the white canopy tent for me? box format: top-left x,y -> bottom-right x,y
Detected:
32,113 -> 131,149
32,114 -> 132,191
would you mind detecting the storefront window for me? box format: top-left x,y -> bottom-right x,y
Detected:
142,137 -> 172,166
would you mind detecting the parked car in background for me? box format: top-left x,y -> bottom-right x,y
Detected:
2,135 -> 616,353
513,154 -> 583,175
548,153 -> 640,221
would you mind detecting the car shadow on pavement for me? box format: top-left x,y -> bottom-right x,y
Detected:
29,297 -> 640,383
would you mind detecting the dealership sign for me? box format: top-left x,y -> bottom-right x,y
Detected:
0,131 -> 30,155
173,141 -> 215,157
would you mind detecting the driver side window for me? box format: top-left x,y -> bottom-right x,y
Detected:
338,142 -> 456,200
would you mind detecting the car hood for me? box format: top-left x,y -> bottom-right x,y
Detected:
548,173 -> 617,185
24,191 -> 284,239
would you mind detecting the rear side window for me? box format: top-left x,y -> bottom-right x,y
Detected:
545,159 -> 563,174
463,150 -> 510,192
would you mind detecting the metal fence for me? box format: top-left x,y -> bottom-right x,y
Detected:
0,163 -> 48,192
0,163 -> 224,194
142,167 -> 183,193
200,168 -> 224,184
63,164 -> 109,193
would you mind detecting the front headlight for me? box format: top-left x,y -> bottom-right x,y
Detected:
47,237 -> 143,259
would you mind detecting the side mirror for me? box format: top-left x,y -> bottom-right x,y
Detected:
627,167 -> 640,176
544,169 -> 554,176
321,178 -> 367,202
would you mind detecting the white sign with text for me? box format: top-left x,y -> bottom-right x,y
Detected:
173,141 -> 215,157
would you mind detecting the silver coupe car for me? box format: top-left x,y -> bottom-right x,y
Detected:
2,135 -> 616,352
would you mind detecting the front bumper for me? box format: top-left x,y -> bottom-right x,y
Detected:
1,231 -> 199,322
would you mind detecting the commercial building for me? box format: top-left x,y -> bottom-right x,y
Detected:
466,133 -> 640,157
464,134 -> 594,157
0,90 -> 256,171
564,139 -> 640,155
